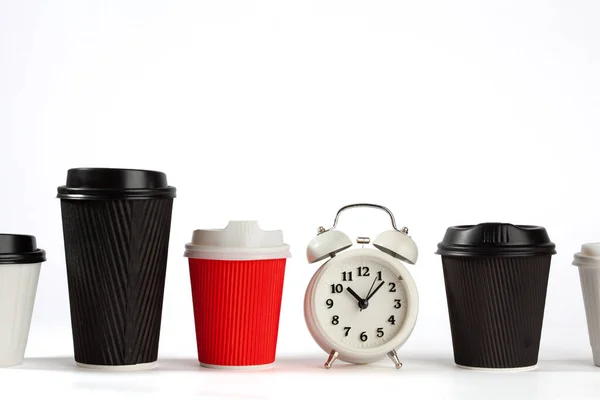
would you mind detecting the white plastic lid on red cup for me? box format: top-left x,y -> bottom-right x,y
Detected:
184,221 -> 291,261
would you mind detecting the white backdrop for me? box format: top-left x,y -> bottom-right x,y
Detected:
1,1 -> 600,399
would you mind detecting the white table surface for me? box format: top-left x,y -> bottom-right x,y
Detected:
2,351 -> 599,400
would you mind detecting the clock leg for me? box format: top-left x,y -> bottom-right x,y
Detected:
387,350 -> 403,369
324,350 -> 339,369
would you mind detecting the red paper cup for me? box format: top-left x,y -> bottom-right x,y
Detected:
184,221 -> 291,369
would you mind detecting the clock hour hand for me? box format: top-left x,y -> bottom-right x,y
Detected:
346,287 -> 363,303
366,281 -> 385,301
346,287 -> 369,311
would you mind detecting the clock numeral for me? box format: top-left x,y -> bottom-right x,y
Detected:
377,271 -> 382,281
332,315 -> 340,325
342,271 -> 353,282
357,266 -> 370,277
377,327 -> 384,338
394,299 -> 402,309
331,284 -> 343,294
343,327 -> 351,337
388,315 -> 396,325
326,299 -> 334,309
360,331 -> 368,342
389,282 -> 397,292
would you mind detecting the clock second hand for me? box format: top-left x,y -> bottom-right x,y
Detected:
365,277 -> 378,300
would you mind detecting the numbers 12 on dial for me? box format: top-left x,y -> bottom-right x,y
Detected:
316,259 -> 407,349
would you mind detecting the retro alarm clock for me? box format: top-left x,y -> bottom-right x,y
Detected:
304,204 -> 419,369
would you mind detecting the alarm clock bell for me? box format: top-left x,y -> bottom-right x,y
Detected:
373,229 -> 418,265
306,229 -> 352,263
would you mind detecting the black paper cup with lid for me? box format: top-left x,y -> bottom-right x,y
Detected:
436,223 -> 556,370
0,234 -> 46,367
57,168 -> 176,370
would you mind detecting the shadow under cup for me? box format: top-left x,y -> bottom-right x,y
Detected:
437,223 -> 556,370
58,168 -> 176,370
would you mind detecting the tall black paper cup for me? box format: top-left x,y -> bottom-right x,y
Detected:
58,168 -> 176,370
436,223 -> 556,370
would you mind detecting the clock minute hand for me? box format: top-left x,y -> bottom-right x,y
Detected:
366,281 -> 385,301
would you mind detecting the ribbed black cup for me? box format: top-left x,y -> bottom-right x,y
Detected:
441,255 -> 551,368
437,223 -> 556,369
58,168 -> 175,368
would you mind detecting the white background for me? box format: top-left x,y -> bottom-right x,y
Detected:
1,0 -> 600,399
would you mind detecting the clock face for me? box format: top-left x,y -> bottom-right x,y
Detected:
313,253 -> 409,351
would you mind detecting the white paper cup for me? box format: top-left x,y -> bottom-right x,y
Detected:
0,262 -> 42,367
573,243 -> 600,366
0,234 -> 45,368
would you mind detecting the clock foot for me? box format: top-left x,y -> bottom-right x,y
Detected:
387,350 -> 403,369
324,350 -> 339,369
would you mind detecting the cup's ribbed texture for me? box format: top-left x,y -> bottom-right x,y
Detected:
441,255 -> 551,369
188,258 -> 286,367
578,267 -> 600,366
0,263 -> 41,367
60,198 -> 173,367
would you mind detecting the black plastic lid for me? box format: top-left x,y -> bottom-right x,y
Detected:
57,168 -> 176,200
436,223 -> 556,257
0,234 -> 46,265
